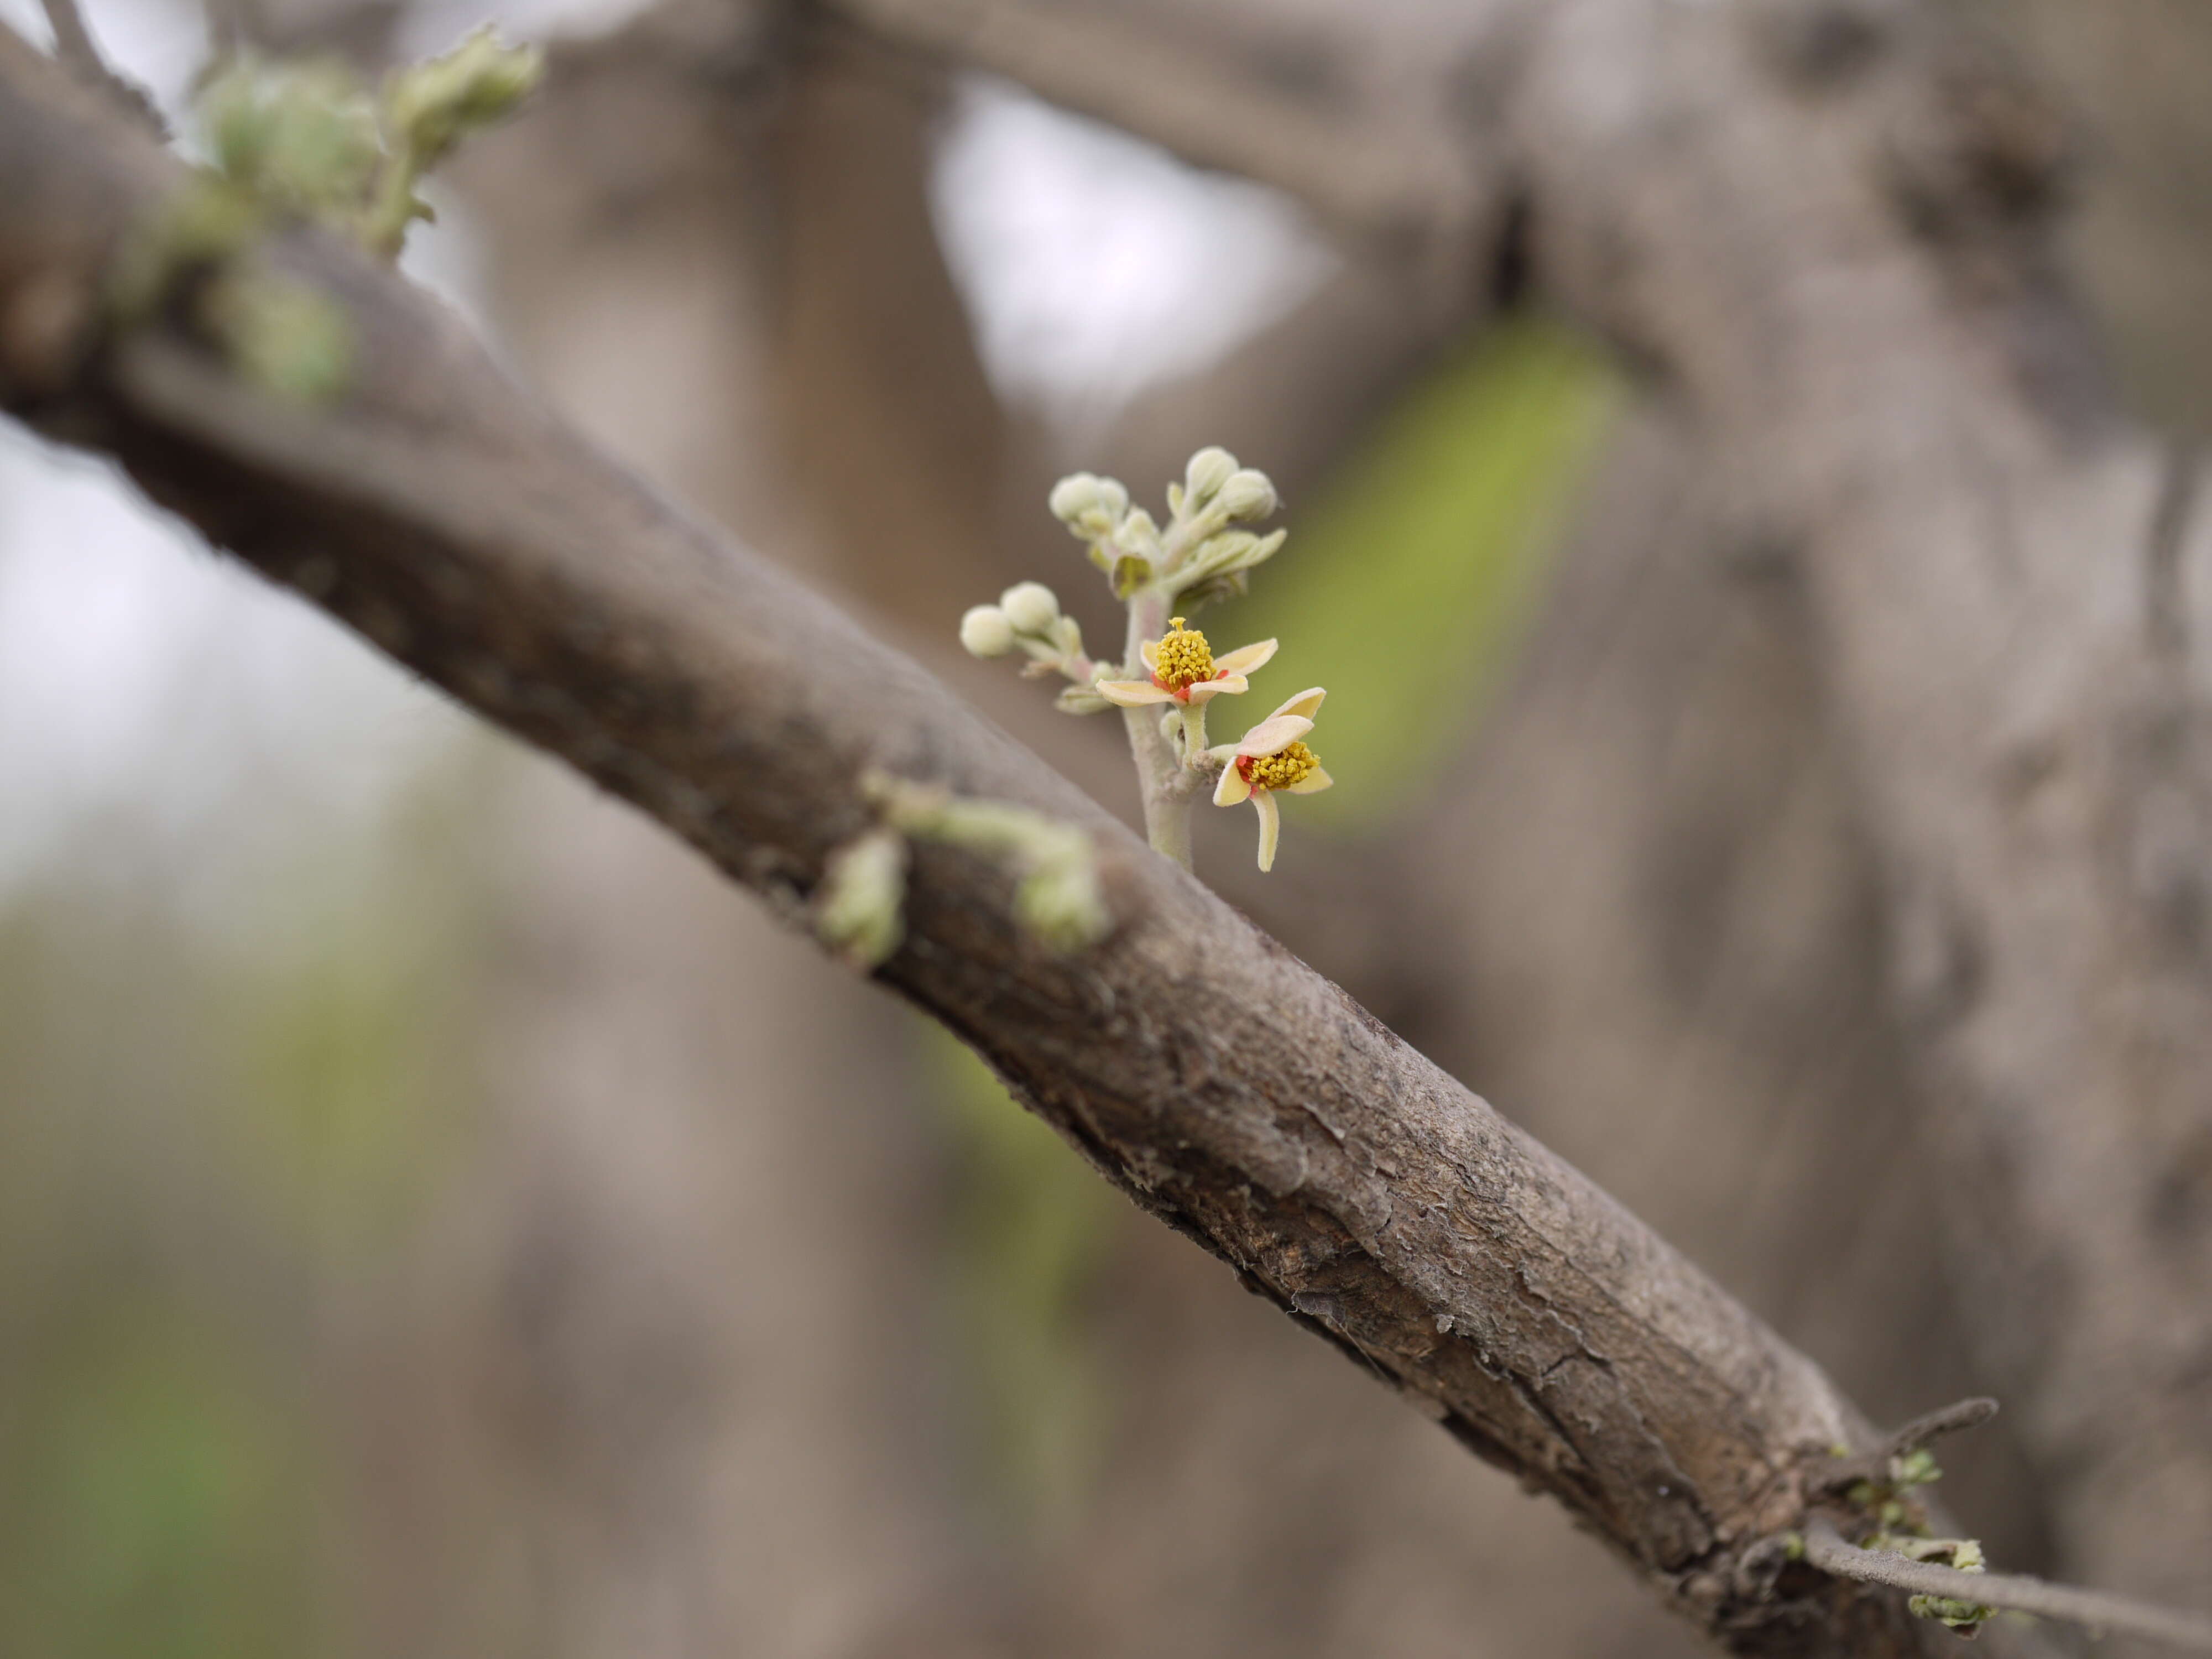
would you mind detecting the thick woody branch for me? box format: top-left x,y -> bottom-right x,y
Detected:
0,28 -> 1950,1657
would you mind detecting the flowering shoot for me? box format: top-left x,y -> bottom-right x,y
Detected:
952,446 -> 1332,878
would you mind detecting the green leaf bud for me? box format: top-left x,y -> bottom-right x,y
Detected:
816,828 -> 908,969
385,26 -> 544,169
203,272 -> 354,400
1015,847 -> 1109,952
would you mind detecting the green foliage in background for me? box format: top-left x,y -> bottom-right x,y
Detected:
1218,315 -> 1617,818
0,1282 -> 319,1659
212,835 -> 480,1258
928,1029 -> 1114,1538
0,764 -> 484,1659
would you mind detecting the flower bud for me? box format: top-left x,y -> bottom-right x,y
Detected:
1114,508 -> 1163,560
1182,447 -> 1238,509
1217,468 -> 1277,522
998,581 -> 1060,635
1047,472 -> 1130,537
959,604 -> 1016,658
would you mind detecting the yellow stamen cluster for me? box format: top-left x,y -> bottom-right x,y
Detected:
1246,740 -> 1321,792
1152,617 -> 1215,692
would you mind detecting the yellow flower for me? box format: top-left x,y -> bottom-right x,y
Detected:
1097,618 -> 1277,708
1209,688 -> 1332,871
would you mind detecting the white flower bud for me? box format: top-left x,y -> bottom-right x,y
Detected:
1182,447 -> 1238,509
1047,472 -> 1130,536
1217,468 -> 1277,521
998,581 -> 1060,635
1047,472 -> 1098,521
959,604 -> 1016,658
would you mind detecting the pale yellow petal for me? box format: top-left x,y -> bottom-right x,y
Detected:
1266,686 -> 1327,723
1213,765 -> 1251,807
1253,789 -> 1281,872
1234,713 -> 1314,757
1184,675 -> 1248,706
1286,765 -> 1334,795
1140,638 -> 1160,674
1097,679 -> 1173,707
1212,638 -> 1279,677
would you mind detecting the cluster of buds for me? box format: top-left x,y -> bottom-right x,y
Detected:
191,26 -> 541,261
111,28 -> 541,401
815,778 -> 1111,968
1048,446 -> 1286,607
959,582 -> 1092,680
957,447 -> 1334,875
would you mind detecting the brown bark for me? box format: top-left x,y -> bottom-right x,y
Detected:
0,30 -> 1961,1654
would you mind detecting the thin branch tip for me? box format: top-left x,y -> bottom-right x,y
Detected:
1818,1395 -> 2004,1492
1803,1517 -> 2212,1653
36,0 -> 164,133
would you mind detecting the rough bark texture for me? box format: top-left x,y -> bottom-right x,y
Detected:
833,0 -> 2212,1640
0,28 -> 1968,1655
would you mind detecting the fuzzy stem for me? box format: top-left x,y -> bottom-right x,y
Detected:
1121,587 -> 1192,869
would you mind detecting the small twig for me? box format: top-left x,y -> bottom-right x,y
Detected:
1817,1396 -> 2000,1491
1803,1518 -> 2212,1652
38,0 -> 165,133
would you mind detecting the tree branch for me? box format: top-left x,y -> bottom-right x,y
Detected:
36,0 -> 160,132
1803,1519 -> 2212,1653
0,27 -> 1966,1656
820,0 -> 1496,258
1815,1398 -> 2001,1494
